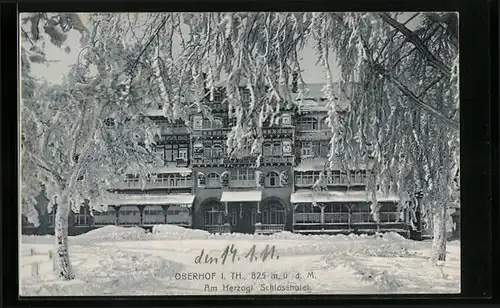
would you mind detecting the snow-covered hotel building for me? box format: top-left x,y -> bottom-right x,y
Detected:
22,83 -> 416,237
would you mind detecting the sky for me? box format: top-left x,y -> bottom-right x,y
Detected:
25,12 -> 421,85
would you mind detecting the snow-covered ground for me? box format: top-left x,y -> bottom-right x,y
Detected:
20,225 -> 460,296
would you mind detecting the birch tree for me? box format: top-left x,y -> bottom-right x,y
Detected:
21,13 -> 166,280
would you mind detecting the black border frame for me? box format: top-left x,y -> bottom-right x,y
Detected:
2,0 -> 496,306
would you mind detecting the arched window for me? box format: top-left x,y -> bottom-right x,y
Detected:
212,144 -> 223,157
206,172 -> 221,188
324,204 -> 349,223
265,171 -> 280,187
293,203 -> 321,224
204,202 -> 225,226
261,202 -> 285,225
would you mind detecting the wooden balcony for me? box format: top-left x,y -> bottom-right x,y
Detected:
255,223 -> 285,234
296,129 -> 333,140
261,155 -> 294,166
228,180 -> 256,188
192,157 -> 225,167
205,224 -> 231,234
263,127 -> 294,138
114,179 -> 193,190
156,124 -> 189,135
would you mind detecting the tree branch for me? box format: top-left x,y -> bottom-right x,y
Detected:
372,62 -> 459,129
378,12 -> 452,78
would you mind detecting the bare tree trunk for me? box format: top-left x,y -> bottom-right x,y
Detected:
431,204 -> 447,263
54,196 -> 75,280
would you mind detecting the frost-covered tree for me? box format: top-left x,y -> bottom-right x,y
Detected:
112,12 -> 458,263
21,13 -> 87,228
21,13 -> 166,280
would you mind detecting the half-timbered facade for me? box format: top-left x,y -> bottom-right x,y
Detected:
22,83 -> 413,237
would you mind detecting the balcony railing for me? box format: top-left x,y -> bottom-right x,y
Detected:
156,124 -> 189,135
255,223 -> 285,234
229,179 -> 256,188
261,155 -> 294,165
263,127 -> 294,137
116,178 -> 192,190
296,129 -> 333,140
192,157 -> 225,166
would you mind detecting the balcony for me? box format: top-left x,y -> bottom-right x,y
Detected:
192,157 -> 225,167
229,180 -> 256,188
261,155 -> 294,166
263,127 -> 294,137
296,129 -> 333,140
114,178 -> 193,190
223,156 -> 257,166
255,223 -> 285,234
201,128 -> 229,138
156,123 -> 189,135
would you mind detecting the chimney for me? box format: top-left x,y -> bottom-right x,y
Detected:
291,71 -> 298,93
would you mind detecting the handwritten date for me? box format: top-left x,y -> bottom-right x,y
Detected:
194,244 -> 280,265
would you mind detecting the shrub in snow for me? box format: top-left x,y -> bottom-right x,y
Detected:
77,226 -> 147,241
151,225 -> 211,240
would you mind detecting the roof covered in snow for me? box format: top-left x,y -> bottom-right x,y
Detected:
100,193 -> 195,206
294,157 -> 367,172
291,189 -> 399,203
220,190 -> 263,202
155,166 -> 192,175
294,83 -> 352,112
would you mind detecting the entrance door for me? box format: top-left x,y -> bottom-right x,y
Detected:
230,203 -> 255,234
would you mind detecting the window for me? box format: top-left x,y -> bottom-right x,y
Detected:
213,91 -> 223,102
263,141 -> 282,156
118,206 -> 141,225
324,204 -> 349,223
48,213 -> 55,227
379,203 -> 399,223
263,143 -> 272,156
93,209 -> 117,226
165,144 -> 188,162
272,142 -> 282,156
204,203 -> 225,226
295,171 -> 322,186
320,117 -> 329,130
350,170 -> 367,185
178,148 -> 188,160
265,171 -> 280,187
241,88 -> 251,102
167,205 -> 190,225
261,202 -> 285,225
206,172 -> 221,188
293,203 -> 321,224
301,142 -> 313,157
143,206 -> 165,224
297,117 -> 318,131
203,117 -> 223,129
74,208 -> 89,226
125,174 -> 139,187
230,169 -> 254,181
205,144 -> 223,157
154,145 -> 165,163
350,204 -> 373,223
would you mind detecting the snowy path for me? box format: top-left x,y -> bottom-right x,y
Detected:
20,226 -> 460,296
